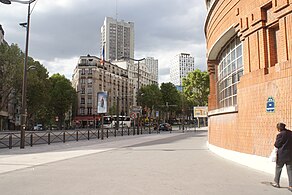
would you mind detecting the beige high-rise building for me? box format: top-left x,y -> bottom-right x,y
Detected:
72,55 -> 134,127
142,57 -> 159,83
100,17 -> 134,62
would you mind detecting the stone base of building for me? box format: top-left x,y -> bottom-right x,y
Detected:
207,142 -> 288,179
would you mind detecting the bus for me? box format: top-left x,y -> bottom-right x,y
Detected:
103,115 -> 132,128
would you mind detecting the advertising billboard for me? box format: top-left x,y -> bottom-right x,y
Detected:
193,106 -> 208,117
97,91 -> 108,114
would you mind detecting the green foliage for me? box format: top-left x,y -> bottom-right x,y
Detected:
138,84 -> 162,110
109,104 -> 116,116
49,74 -> 76,129
26,58 -> 50,127
160,82 -> 180,112
0,43 -> 77,130
0,43 -> 23,110
182,69 -> 209,106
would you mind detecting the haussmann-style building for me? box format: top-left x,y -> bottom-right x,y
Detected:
71,55 -> 134,128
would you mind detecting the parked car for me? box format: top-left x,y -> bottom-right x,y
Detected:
159,123 -> 172,131
33,124 -> 43,131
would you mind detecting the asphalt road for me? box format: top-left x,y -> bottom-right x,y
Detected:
0,130 -> 290,195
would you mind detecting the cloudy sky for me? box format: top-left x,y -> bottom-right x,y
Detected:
0,0 -> 207,83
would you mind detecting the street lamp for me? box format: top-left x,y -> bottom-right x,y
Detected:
120,57 -> 145,104
121,57 -> 145,135
1,0 -> 36,148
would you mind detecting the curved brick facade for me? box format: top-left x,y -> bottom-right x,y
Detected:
205,0 -> 292,157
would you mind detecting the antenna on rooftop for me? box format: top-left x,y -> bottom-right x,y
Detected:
115,0 -> 118,21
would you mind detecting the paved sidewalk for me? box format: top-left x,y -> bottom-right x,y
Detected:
0,129 -> 290,195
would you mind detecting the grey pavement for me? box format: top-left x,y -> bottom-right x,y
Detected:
0,129 -> 290,195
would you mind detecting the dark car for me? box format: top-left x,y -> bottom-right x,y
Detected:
159,123 -> 172,131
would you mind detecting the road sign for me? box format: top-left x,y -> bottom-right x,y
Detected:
266,97 -> 275,113
130,112 -> 137,119
156,111 -> 159,117
132,106 -> 142,113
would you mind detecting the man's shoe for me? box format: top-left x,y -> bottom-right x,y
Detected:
270,182 -> 280,188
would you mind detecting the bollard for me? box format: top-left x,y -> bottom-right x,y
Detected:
106,129 -> 109,138
128,127 -> 130,136
76,131 -> 79,141
88,130 -> 90,140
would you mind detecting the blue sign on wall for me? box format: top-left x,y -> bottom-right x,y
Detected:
266,97 -> 275,113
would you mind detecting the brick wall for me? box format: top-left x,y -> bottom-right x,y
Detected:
206,0 -> 292,157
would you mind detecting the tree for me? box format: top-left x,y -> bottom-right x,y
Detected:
0,43 -> 23,111
137,84 -> 162,115
48,74 -> 76,129
182,69 -> 209,106
160,82 -> 180,120
26,59 -> 50,128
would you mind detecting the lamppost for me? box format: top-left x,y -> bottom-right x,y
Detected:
1,0 -> 36,148
121,57 -> 145,135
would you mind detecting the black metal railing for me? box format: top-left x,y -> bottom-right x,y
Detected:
0,125 -> 167,149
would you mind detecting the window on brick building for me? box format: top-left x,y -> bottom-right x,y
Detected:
268,24 -> 279,67
217,36 -> 243,108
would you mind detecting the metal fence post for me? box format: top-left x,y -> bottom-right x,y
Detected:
48,132 -> 50,145
9,134 -> 12,149
122,125 -> 124,136
63,131 -> 65,143
30,133 -> 33,147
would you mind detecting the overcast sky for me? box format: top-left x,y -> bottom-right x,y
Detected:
0,0 -> 207,84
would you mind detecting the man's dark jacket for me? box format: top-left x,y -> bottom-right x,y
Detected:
274,129 -> 292,163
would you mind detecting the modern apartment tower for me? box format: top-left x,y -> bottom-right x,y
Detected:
170,53 -> 195,89
100,17 -> 134,62
142,57 -> 159,83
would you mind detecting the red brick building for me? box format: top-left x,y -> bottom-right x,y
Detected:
205,0 -> 292,157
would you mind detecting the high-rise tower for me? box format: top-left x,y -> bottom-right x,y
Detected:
142,57 -> 159,83
100,17 -> 134,62
170,53 -> 195,89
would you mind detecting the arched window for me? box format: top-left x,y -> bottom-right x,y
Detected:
217,36 -> 243,108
